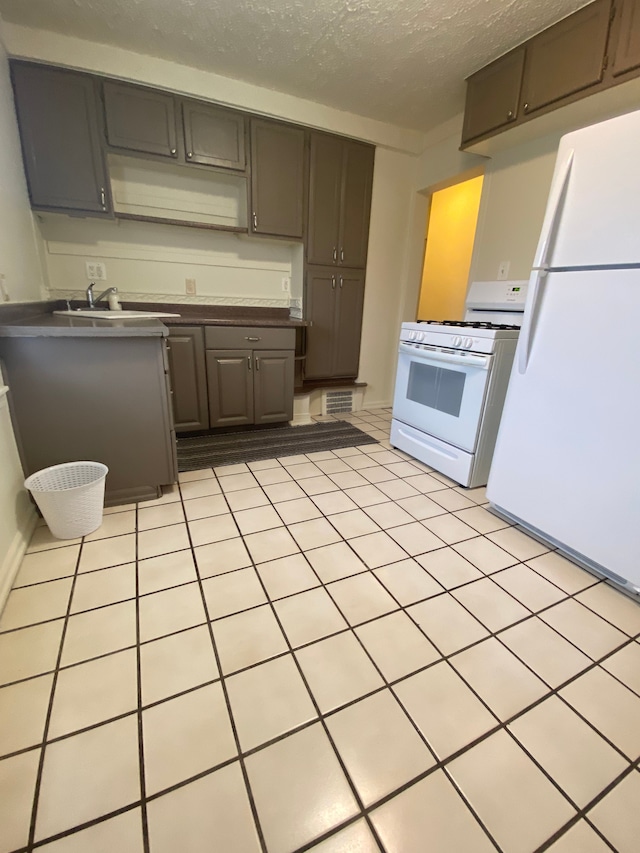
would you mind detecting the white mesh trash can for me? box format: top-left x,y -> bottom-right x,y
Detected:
24,461 -> 109,539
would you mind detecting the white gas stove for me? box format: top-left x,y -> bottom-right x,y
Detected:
390,284 -> 526,488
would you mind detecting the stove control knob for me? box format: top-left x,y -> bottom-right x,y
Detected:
409,331 -> 416,341
464,337 -> 473,348
416,332 -> 425,342
453,336 -> 462,347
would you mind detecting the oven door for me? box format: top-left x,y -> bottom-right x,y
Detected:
392,343 -> 493,453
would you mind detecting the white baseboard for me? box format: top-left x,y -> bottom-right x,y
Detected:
361,399 -> 392,410
0,509 -> 38,615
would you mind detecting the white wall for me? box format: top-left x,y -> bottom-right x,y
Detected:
358,147 -> 421,407
413,115 -> 565,287
469,132 -> 562,281
0,21 -> 45,606
39,216 -> 303,310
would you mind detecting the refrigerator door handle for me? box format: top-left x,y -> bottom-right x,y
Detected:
532,148 -> 575,271
518,267 -> 547,374
519,148 -> 575,375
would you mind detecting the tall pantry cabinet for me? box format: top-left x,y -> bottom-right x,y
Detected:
305,132 -> 374,380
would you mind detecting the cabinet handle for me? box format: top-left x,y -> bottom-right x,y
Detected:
245,336 -> 261,341
187,151 -> 193,159
331,276 -> 336,289
252,212 -> 258,230
332,247 -> 337,262
340,248 -> 344,263
507,110 -> 514,120
255,356 -> 260,370
100,187 -> 106,209
247,356 -> 252,370
339,277 -> 343,288
523,103 -> 529,113
170,148 -> 177,156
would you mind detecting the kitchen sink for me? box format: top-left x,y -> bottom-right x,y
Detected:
54,310 -> 181,319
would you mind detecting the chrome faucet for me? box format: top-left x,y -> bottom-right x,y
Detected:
86,283 -> 117,308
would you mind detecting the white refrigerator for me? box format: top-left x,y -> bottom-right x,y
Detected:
486,109 -> 640,594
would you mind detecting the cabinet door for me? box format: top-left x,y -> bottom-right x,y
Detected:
11,63 -> 109,214
333,270 -> 365,378
103,82 -> 178,158
304,268 -> 337,380
520,0 -> 611,115
206,349 -> 254,427
307,133 -> 343,265
461,48 -> 525,144
254,350 -> 294,424
182,101 -> 246,170
339,141 -> 375,269
166,327 -> 209,432
611,0 -> 640,76
250,120 -> 305,238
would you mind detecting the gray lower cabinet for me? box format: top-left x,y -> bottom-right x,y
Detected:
166,326 -> 209,432
305,266 -> 365,380
206,349 -> 254,427
204,326 -> 295,427
0,334 -> 177,505
254,350 -> 295,424
11,62 -> 110,214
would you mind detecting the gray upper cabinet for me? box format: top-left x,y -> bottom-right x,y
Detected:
166,326 -> 209,432
610,0 -> 640,77
307,133 -> 374,268
520,0 -> 611,116
11,62 -> 110,214
340,142 -> 375,269
250,119 -> 306,239
103,81 -> 178,158
461,48 -> 525,144
182,101 -> 246,170
307,134 -> 344,265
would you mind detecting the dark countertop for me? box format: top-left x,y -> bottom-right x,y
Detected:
121,302 -> 307,328
0,301 -> 307,337
163,313 -> 306,328
0,313 -> 168,338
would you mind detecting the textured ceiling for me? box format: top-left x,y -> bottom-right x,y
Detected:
0,0 -> 589,132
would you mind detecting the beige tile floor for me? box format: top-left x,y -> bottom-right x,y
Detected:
1,408 -> 640,853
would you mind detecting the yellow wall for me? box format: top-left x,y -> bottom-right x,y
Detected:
417,174 -> 484,320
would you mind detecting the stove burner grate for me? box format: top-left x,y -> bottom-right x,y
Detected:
417,319 -> 520,331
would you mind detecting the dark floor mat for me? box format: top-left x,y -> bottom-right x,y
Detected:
176,421 -> 379,471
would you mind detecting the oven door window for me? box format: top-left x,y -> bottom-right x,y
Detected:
407,362 -> 466,417
392,348 -> 492,453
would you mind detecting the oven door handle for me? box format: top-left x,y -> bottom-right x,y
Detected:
398,343 -> 491,370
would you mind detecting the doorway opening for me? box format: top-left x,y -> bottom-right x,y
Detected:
417,172 -> 484,321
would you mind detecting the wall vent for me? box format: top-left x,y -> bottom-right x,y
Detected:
322,389 -> 355,416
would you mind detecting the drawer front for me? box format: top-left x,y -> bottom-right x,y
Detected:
204,326 -> 295,350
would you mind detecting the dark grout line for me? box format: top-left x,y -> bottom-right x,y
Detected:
177,486 -> 270,853
133,503 -> 151,853
25,539 -> 84,851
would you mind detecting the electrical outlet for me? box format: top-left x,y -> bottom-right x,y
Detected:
86,262 -> 107,281
497,260 -> 510,281
281,277 -> 290,293
185,278 -> 196,295
0,274 -> 9,303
